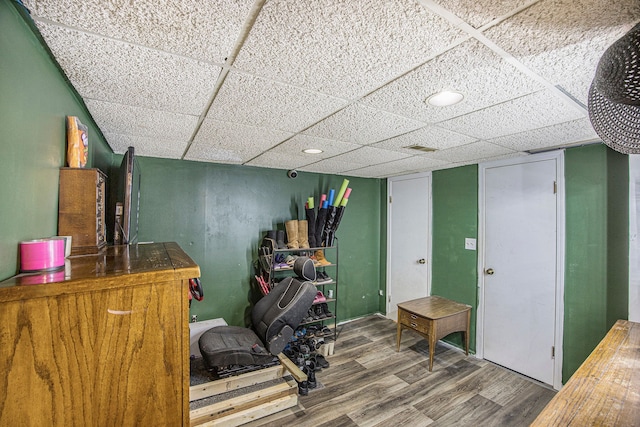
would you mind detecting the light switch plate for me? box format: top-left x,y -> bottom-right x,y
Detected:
465,238 -> 477,250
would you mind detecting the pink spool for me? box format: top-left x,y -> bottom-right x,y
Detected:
19,238 -> 65,272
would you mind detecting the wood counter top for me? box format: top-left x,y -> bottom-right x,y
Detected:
0,242 -> 200,303
531,319 -> 640,426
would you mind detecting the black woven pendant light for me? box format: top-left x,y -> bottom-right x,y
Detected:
588,22 -> 640,154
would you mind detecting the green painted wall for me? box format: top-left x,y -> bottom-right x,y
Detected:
431,165 -> 479,352
0,0 -> 113,281
563,144 -> 628,382
136,157 -> 385,327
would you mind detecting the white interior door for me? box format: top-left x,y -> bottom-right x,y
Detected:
386,173 -> 431,321
481,157 -> 559,386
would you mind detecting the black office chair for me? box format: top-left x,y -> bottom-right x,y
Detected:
198,257 -> 317,374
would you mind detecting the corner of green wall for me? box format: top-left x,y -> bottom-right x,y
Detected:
563,143 -> 629,382
431,164 -> 479,352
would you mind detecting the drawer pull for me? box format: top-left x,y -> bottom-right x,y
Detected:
410,314 -> 417,320
410,322 -> 417,328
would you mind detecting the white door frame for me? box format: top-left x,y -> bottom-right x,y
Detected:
476,151 -> 565,390
386,171 -> 433,316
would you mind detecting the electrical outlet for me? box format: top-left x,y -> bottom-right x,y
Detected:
191,315 -> 198,323
465,238 -> 477,251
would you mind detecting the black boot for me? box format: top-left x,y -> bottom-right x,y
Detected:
298,366 -> 309,395
306,361 -> 317,389
276,230 -> 286,249
305,208 -> 316,248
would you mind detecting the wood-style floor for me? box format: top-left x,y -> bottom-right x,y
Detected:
246,314 -> 556,427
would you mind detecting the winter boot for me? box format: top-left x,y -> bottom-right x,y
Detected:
314,250 -> 332,266
298,220 -> 309,249
285,220 -> 299,249
305,208 -> 317,248
276,230 -> 286,249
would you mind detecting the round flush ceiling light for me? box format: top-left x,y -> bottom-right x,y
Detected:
426,90 -> 464,107
303,148 -> 323,154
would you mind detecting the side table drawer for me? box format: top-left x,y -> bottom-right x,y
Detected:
399,309 -> 430,335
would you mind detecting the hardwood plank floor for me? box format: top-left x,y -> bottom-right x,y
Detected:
246,315 -> 556,427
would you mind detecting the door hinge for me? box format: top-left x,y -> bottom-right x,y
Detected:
388,295 -> 391,303
551,346 -> 555,359
553,181 -> 557,194
389,196 -> 392,204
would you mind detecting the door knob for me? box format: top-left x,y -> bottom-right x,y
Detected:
418,259 -> 426,264
485,268 -> 495,275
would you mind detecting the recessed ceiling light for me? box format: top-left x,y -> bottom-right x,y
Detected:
426,90 -> 464,107
303,148 -> 323,154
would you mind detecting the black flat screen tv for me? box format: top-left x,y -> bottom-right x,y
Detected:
114,146 -> 141,245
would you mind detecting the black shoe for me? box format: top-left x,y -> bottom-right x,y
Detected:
306,361 -> 317,389
314,354 -> 330,369
321,303 -> 333,318
315,304 -> 327,319
298,380 -> 309,395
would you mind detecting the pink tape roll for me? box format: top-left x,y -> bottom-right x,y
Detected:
19,238 -> 65,272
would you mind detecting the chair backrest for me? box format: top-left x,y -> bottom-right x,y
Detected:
251,257 -> 317,355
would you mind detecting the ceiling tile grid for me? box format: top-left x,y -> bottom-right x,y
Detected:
372,125 -> 477,153
186,120 -> 293,164
345,155 -> 451,178
84,99 -> 198,142
20,0 -> 635,177
302,103 -> 427,145
207,71 -> 348,133
232,0 -> 467,99
437,90 -> 586,141
103,133 -> 188,160
484,0 -> 640,105
487,117 -> 599,151
429,0 -> 534,29
360,38 -> 545,123
23,0 -> 250,62
36,23 -> 221,115
268,134 -> 362,159
427,140 -> 517,163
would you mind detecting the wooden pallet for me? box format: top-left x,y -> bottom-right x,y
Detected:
189,354 -> 305,426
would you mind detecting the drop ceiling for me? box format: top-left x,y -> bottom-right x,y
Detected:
21,0 -> 640,178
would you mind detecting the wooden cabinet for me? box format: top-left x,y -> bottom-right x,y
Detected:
58,168 -> 107,254
0,242 -> 199,427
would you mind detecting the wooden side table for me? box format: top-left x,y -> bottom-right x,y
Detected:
396,296 -> 471,371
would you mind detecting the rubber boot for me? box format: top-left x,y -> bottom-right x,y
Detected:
276,230 -> 286,249
305,208 -> 316,248
285,220 -> 299,249
298,220 -> 309,249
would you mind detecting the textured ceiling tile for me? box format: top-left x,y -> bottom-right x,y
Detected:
208,72 -> 347,132
437,90 -> 586,140
430,0 -> 532,28
37,23 -> 220,115
244,151 -> 315,170
303,103 -> 426,145
269,134 -> 361,158
327,146 -> 411,166
233,0 -> 466,99
428,141 -> 516,162
372,125 -> 477,153
485,0 -> 640,104
488,118 -> 599,151
103,133 -> 187,159
23,0 -> 250,62
345,156 -> 451,178
186,120 -> 292,164
85,100 -> 198,140
361,38 -> 543,123
299,159 -> 361,175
